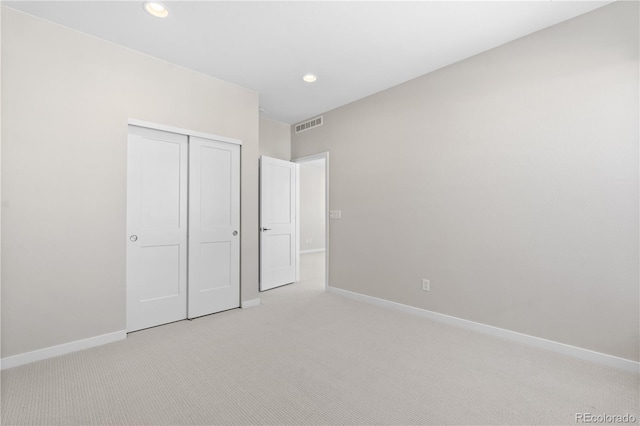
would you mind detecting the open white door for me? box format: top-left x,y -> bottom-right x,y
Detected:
126,126 -> 188,332
260,156 -> 297,291
188,137 -> 240,318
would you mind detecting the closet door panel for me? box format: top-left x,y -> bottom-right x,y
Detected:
188,137 -> 240,318
126,126 -> 188,332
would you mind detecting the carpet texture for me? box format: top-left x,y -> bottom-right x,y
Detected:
1,253 -> 638,425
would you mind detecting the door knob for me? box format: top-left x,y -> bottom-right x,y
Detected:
233,230 -> 238,236
261,227 -> 272,232
129,235 -> 138,242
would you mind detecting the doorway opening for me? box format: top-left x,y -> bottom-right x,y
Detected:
294,153 -> 329,290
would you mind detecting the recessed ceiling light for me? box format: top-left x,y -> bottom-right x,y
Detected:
302,74 -> 317,83
143,2 -> 169,18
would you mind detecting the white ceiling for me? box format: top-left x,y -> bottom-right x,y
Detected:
5,1 -> 612,124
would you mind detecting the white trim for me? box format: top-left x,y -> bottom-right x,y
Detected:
241,298 -> 261,308
294,152 -> 328,163
295,163 -> 301,283
300,248 -> 326,254
0,330 -> 127,370
128,119 -> 242,146
328,287 -> 639,373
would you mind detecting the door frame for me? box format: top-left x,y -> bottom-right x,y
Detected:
292,152 -> 330,290
128,119 -> 242,147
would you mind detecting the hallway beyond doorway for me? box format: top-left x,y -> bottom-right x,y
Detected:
299,251 -> 325,291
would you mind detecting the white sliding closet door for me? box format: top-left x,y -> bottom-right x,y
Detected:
188,137 -> 240,318
127,125 -> 241,332
127,126 -> 188,332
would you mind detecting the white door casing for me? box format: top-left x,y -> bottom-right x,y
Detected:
126,126 -> 188,332
260,156 -> 297,291
188,137 -> 240,318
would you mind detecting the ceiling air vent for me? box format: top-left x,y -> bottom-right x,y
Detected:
295,116 -> 323,134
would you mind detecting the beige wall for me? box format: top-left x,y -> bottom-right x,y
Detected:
300,161 -> 326,252
292,2 -> 639,361
1,8 -> 260,358
259,117 -> 291,161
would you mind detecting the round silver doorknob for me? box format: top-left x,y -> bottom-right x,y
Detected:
233,231 -> 238,236
129,235 -> 138,242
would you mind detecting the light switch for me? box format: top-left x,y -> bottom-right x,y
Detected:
330,210 -> 342,219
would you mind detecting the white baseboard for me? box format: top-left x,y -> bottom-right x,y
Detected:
300,249 -> 326,254
1,330 -> 127,370
241,298 -> 261,308
328,286 -> 639,373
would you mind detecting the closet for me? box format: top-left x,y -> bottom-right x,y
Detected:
126,124 -> 240,332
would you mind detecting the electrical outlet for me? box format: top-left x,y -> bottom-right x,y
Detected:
330,210 -> 342,219
422,279 -> 430,291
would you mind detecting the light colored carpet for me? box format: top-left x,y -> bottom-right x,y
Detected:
1,253 -> 638,425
